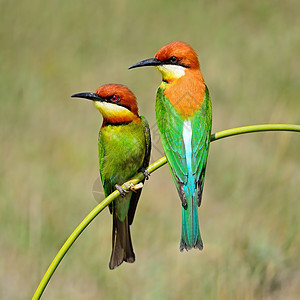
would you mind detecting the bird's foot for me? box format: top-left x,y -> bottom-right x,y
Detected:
124,182 -> 144,192
131,182 -> 144,191
139,168 -> 150,180
114,184 -> 129,198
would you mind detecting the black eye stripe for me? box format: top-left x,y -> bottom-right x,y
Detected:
162,56 -> 190,68
164,56 -> 179,64
104,95 -> 120,103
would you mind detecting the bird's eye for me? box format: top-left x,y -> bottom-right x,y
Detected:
170,56 -> 179,63
110,95 -> 119,102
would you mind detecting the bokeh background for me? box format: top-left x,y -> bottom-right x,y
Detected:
1,0 -> 299,299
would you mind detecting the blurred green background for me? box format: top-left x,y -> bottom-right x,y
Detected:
1,0 -> 299,299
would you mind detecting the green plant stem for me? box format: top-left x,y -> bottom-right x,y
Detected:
32,123 -> 299,299
210,124 -> 300,142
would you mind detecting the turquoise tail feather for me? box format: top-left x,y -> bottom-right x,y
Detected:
180,119 -> 203,251
180,174 -> 203,251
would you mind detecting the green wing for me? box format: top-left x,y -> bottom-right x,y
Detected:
191,86 -> 212,205
128,116 -> 151,225
156,87 -> 187,204
140,116 -> 152,170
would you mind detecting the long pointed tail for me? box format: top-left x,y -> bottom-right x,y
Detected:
109,213 -> 135,270
180,177 -> 203,251
180,192 -> 203,251
180,193 -> 203,251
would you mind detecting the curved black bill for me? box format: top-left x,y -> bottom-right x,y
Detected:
71,92 -> 104,101
128,57 -> 161,69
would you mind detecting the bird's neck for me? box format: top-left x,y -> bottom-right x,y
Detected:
102,114 -> 140,127
160,69 -> 206,118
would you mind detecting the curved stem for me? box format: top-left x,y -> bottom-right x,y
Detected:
210,124 -> 300,142
32,123 -> 299,299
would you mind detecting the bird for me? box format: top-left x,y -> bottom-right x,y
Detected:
129,41 -> 212,251
72,84 -> 151,269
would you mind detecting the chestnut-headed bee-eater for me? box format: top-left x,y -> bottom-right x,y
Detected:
72,84 -> 151,269
129,41 -> 212,251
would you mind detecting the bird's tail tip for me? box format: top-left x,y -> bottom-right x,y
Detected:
109,215 -> 135,270
180,198 -> 203,252
109,252 -> 135,270
180,236 -> 203,252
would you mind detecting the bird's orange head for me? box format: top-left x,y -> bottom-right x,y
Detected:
129,41 -> 200,81
154,41 -> 200,70
129,41 -> 206,117
72,84 -> 139,124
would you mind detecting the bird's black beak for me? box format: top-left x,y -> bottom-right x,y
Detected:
71,92 -> 104,101
128,57 -> 161,69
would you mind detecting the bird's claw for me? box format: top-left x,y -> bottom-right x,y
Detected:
129,182 -> 144,191
124,181 -> 144,192
114,184 -> 129,198
140,168 -> 150,180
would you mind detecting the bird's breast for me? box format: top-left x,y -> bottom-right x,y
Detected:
163,70 -> 205,117
99,123 -> 145,184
